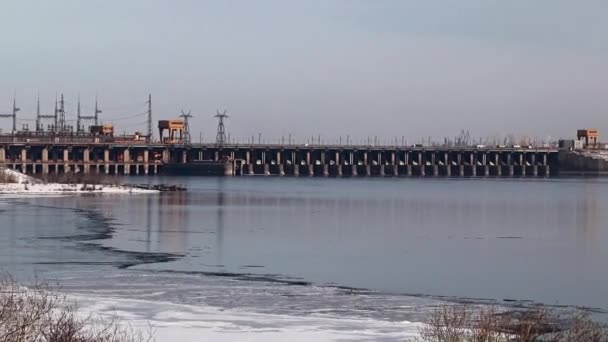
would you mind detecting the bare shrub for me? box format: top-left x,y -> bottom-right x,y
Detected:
419,305 -> 469,342
551,311 -> 608,342
506,308 -> 552,342
418,304 -> 608,342
469,306 -> 509,342
0,275 -> 152,342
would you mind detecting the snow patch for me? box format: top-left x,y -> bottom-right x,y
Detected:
1,167 -> 41,184
0,183 -> 158,194
0,168 -> 157,194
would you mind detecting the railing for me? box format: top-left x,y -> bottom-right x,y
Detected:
0,134 -> 561,152
0,135 -> 112,144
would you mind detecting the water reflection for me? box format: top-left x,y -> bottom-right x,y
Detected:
574,184 -> 600,255
2,178 -> 608,310
215,177 -> 225,265
146,195 -> 152,253
156,191 -> 188,252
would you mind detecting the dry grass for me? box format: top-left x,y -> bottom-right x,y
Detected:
0,275 -> 152,342
418,304 -> 608,342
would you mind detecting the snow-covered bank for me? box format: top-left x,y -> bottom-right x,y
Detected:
0,168 -> 158,194
1,167 -> 40,184
0,183 -> 158,194
72,294 -> 422,342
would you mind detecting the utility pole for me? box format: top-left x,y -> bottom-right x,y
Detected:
214,110 -> 229,145
146,94 -> 153,141
179,109 -> 193,144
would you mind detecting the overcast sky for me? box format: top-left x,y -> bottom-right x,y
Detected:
1,0 -> 607,143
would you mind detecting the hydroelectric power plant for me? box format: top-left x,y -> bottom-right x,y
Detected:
0,93 -> 605,177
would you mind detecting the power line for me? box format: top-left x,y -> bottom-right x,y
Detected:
106,111 -> 149,121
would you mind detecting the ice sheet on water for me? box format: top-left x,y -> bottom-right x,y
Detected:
53,269 -> 439,323
71,291 -> 423,342
43,268 -> 436,341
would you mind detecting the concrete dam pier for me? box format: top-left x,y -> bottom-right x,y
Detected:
0,140 -> 559,178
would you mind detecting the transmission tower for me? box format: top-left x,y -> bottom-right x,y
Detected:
0,93 -> 20,133
179,109 -> 192,144
214,109 -> 228,145
77,96 -> 102,132
36,95 -> 58,132
53,95 -> 58,131
76,96 -> 81,132
59,94 -> 66,132
36,95 -> 41,131
52,94 -> 67,132
146,94 -> 153,141
455,129 -> 471,147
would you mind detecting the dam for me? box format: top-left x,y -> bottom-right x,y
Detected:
0,135 -> 558,177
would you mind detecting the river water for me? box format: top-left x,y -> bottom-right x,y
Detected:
1,177 -> 607,339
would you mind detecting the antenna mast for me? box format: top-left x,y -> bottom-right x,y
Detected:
214,109 -> 228,145
179,109 -> 193,144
